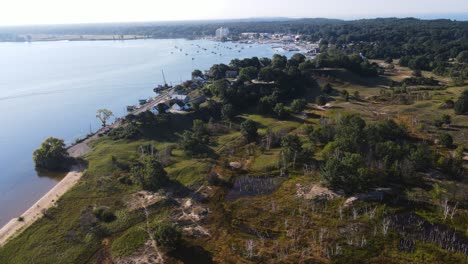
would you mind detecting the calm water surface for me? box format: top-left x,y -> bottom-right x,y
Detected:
0,39 -> 294,226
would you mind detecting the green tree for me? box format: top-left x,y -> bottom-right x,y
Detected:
438,133 -> 453,148
191,69 -> 203,79
221,103 -> 235,120
281,134 -> 302,154
320,152 -> 373,194
33,137 -> 70,170
208,63 -> 229,80
442,114 -> 452,126
153,222 -> 182,249
454,90 -> 468,114
456,51 -> 468,63
288,53 -> 306,67
240,119 -> 258,143
281,134 -> 303,167
341,90 -> 350,101
290,99 -> 307,113
133,158 -> 168,191
238,66 -> 258,81
96,109 -> 113,127
316,95 -> 327,106
271,54 -> 287,69
258,66 -> 275,82
259,94 -> 278,114
273,103 -> 287,118
322,83 -> 333,94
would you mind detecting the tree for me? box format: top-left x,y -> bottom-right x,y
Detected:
259,94 -> 278,114
454,90 -> 468,114
240,119 -> 258,143
412,69 -> 422,77
208,63 -> 229,80
281,134 -> 303,167
281,134 -> 302,154
316,95 -> 327,106
290,99 -> 307,113
153,222 -> 182,249
191,69 -> 203,79
33,137 -> 69,170
457,51 -> 468,63
132,158 -> 168,191
322,83 -> 333,94
238,66 -> 258,81
258,66 -> 275,82
221,103 -> 235,120
288,53 -> 306,67
273,103 -> 287,118
438,133 -> 453,148
96,109 -> 113,127
442,114 -> 452,126
320,152 -> 373,194
341,90 -> 349,101
271,54 -> 287,69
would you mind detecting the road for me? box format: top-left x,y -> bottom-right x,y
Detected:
68,88 -> 174,157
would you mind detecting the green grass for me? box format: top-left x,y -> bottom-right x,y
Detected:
166,158 -> 211,187
250,149 -> 280,173
110,226 -> 148,257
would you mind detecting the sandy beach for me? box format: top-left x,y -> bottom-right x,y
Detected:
0,168 -> 83,246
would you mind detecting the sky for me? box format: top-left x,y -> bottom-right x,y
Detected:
1,0 -> 467,26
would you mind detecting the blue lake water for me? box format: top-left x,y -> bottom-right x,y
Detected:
0,39 -> 294,226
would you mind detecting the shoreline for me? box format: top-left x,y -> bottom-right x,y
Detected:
0,88 -> 174,246
0,168 -> 83,246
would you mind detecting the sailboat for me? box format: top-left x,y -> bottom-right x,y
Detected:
153,70 -> 173,93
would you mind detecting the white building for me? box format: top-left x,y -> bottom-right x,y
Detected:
215,27 -> 230,40
170,94 -> 190,103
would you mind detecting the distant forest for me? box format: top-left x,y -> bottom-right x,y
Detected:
1,18 -> 467,78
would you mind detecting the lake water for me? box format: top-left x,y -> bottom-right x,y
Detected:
0,39 -> 294,226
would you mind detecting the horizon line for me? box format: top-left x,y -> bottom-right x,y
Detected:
0,13 -> 467,28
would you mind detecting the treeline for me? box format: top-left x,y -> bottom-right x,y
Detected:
2,18 -> 466,58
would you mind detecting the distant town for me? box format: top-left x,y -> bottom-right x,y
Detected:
213,27 -> 321,57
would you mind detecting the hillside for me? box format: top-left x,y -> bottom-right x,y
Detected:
0,53 -> 467,264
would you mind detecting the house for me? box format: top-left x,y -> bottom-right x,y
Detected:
151,103 -> 170,115
170,94 -> 190,103
192,76 -> 206,82
170,101 -> 191,111
225,70 -> 238,79
308,48 -> 320,54
150,108 -> 160,115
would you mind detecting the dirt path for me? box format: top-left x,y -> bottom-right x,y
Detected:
0,167 -> 83,246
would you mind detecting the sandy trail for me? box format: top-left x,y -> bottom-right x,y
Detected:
0,168 -> 82,246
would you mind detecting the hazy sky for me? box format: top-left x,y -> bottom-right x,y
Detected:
1,0 -> 468,25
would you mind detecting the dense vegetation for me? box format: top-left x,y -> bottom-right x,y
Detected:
2,50 -> 467,263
